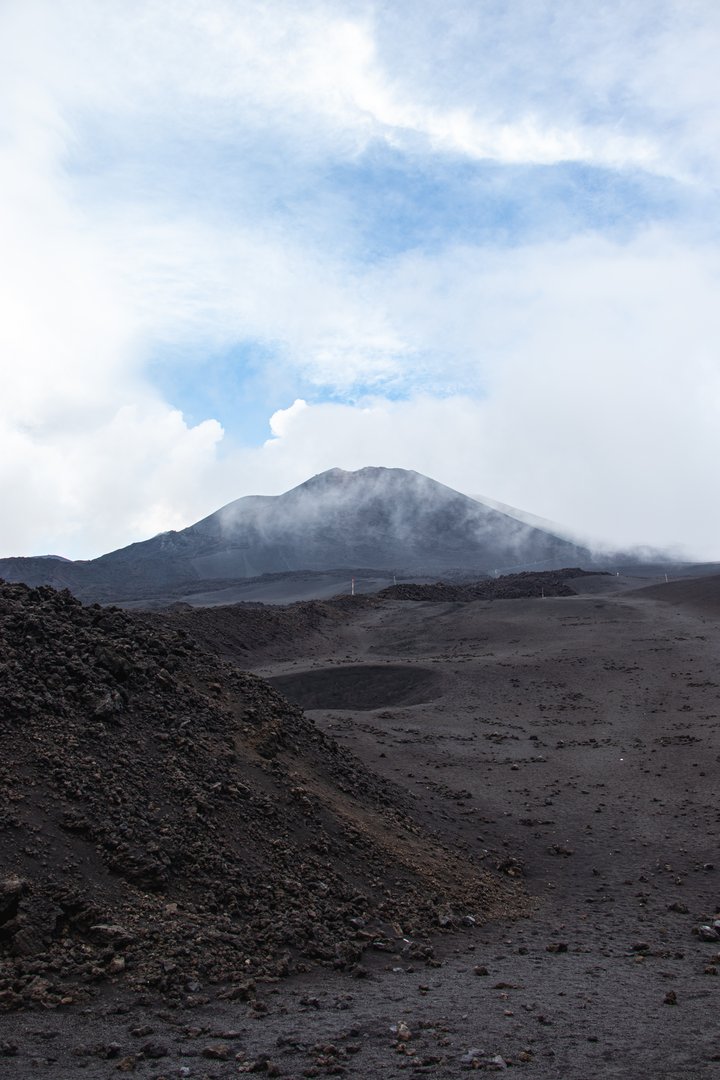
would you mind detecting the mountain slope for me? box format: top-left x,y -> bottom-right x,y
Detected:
0,467 -> 592,603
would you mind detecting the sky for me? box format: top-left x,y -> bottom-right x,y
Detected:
1,0 -> 720,561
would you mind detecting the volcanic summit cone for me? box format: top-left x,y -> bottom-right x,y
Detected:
0,468 -> 591,605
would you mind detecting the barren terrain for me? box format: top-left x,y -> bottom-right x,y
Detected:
3,575 -> 720,1077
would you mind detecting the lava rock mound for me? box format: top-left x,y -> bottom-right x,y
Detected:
376,568 -> 607,602
0,581 -> 522,1012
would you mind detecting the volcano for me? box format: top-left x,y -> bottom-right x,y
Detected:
0,467 -> 591,604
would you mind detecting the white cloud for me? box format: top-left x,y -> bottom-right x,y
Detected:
3,0 -> 696,175
220,381 -> 720,562
0,12 -> 226,559
371,0 -> 720,184
0,399 -> 224,560
206,228 -> 720,561
269,399 -> 309,439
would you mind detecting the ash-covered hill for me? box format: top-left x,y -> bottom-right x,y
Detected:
0,468 -> 592,605
0,581 -> 521,1012
136,570 -> 606,669
629,573 -> 720,616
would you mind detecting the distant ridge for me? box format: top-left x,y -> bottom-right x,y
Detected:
0,467 -> 592,604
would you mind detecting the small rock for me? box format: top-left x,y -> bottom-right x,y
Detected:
219,980 -> 256,1001
203,1043 -> 231,1060
140,1039 -> 169,1059
90,924 -> 135,945
664,990 -> 678,1006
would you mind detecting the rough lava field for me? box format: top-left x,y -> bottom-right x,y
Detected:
2,570 -> 720,1078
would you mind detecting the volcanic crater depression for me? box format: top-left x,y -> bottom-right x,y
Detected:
267,662 -> 443,711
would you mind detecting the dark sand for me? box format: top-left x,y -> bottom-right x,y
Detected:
4,579 -> 720,1077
